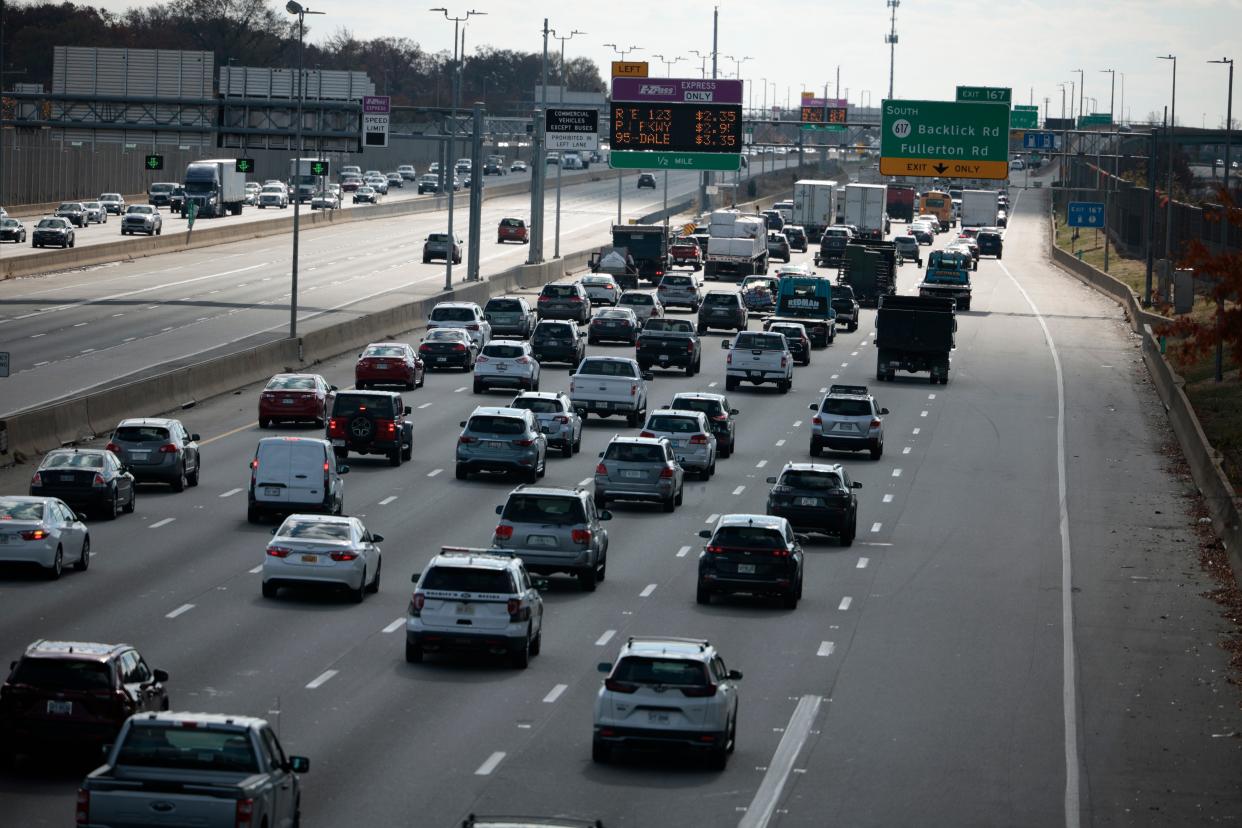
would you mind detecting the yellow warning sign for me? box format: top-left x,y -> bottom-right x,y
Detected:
682,223 -> 697,235
879,157 -> 1009,180
611,61 -> 648,78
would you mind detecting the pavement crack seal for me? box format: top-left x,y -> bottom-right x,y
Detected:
737,694 -> 822,828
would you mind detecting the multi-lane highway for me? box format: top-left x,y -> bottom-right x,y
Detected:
0,160 -> 800,415
1,183 -> 1237,826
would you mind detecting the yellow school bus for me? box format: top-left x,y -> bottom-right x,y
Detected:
918,191 -> 955,230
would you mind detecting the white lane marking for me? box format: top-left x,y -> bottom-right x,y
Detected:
80,348 -> 96,354
418,402 -> 432,409
379,496 -> 398,505
818,387 -> 828,393
677,545 -> 691,558
902,447 -> 911,454
775,439 -> 786,447
792,420 -> 802,428
427,468 -> 443,478
112,312 -> 125,317
219,487 -> 242,498
596,629 -> 616,646
850,351 -> 859,356
870,522 -> 882,533
706,513 -> 719,524
856,557 -> 869,569
755,460 -> 767,468
249,565 -> 262,574
382,618 -> 405,634
859,542 -> 893,547
475,751 -> 506,776
72,322 -> 88,327
920,410 -> 929,418
543,684 -> 568,704
841,362 -> 848,368
882,494 -> 894,503
122,337 -> 135,343
892,468 -> 902,477
640,583 -> 658,597
305,670 -> 338,690
34,360 -> 49,366
165,603 -> 195,619
707,381 -> 718,387
732,485 -> 746,495
149,518 -> 175,529
998,258 -> 1080,827
912,428 -> 921,435
454,386 -> 466,393
737,695 -> 823,828
578,477 -> 592,486
830,373 -> 839,379
816,641 -> 836,657
928,393 -> 937,400
30,333 -> 45,338
838,597 -> 852,611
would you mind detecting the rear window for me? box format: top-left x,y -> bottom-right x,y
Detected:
711,526 -> 785,549
645,415 -> 701,434
0,500 -> 44,520
425,329 -> 466,341
534,323 -> 575,338
671,397 -> 723,418
734,333 -> 783,350
620,294 -> 653,306
501,494 -> 586,525
542,285 -> 578,298
703,293 -> 737,306
577,360 -> 636,378
466,416 -> 527,435
482,344 -> 525,359
114,425 -> 170,443
509,397 -> 560,414
822,398 -> 872,416
604,442 -> 666,462
11,657 -> 112,691
149,184 -> 174,193
613,657 -> 708,687
662,276 -> 693,287
116,725 -> 259,773
422,566 -> 515,593
125,206 -> 154,214
278,519 -> 351,540
431,306 -> 475,322
41,452 -> 103,470
267,376 -> 317,391
500,218 -> 525,228
779,470 -> 843,490
364,346 -> 405,357
333,394 -> 395,417
642,319 -> 692,333
485,298 -> 523,312
428,233 -> 449,242
770,325 -> 805,339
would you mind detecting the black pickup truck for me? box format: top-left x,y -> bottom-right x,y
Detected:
636,318 -> 701,376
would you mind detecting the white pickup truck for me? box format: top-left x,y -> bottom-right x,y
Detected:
723,330 -> 794,393
569,355 -> 653,426
77,711 -> 308,828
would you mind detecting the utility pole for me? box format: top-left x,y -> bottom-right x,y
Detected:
530,19 -> 550,264
284,1 -> 325,340
1145,126 -> 1157,305
467,101 -> 484,281
885,0 -> 899,100
1158,55 -> 1177,263
700,5 -> 718,214
551,28 -> 584,259
1209,56 -> 1233,382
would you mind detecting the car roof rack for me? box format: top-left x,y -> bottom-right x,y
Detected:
626,635 -> 709,650
828,384 -> 869,397
439,546 -> 513,559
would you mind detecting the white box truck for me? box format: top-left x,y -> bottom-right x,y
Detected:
791,180 -> 838,243
960,189 -> 999,228
844,183 -> 888,241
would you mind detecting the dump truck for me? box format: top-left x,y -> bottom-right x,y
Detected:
875,294 -> 957,384
837,238 -> 897,307
590,224 -> 669,288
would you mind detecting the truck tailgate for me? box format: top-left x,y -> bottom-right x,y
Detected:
84,776 -> 253,827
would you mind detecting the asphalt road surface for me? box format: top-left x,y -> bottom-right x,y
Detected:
0,181 -> 1238,826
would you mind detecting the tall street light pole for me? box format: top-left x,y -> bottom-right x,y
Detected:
1209,56 -> 1233,383
1074,68 -> 1084,123
1158,54 -> 1177,263
885,0 -> 899,100
284,1 -> 325,340
1101,68 -> 1116,272
551,28 -> 584,259
431,7 -> 486,291
604,43 -> 641,224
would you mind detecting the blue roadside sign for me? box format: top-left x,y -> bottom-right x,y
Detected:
1023,132 -> 1058,150
1067,202 -> 1105,228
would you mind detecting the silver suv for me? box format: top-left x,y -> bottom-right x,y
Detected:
593,636 -> 742,768
491,486 -> 611,591
639,409 -> 716,479
508,391 -> 582,458
405,547 -> 545,668
106,418 -> 201,491
456,407 -> 548,481
656,273 -> 702,312
808,384 -> 887,459
593,436 -> 684,512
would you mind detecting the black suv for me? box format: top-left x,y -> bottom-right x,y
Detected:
697,514 -> 804,608
698,291 -> 749,333
326,391 -> 414,466
765,461 -> 862,545
783,225 -> 808,252
0,640 -> 169,759
169,187 -> 187,215
667,392 -> 739,458
637,173 -> 656,189
530,320 -> 586,367
761,210 -> 784,231
976,230 -> 1003,259
537,282 -> 591,324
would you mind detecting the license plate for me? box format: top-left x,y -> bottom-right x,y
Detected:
647,711 -> 670,724
497,365 -> 508,371
713,309 -> 729,315
300,554 -> 317,563
749,371 -> 761,378
483,440 -> 506,449
375,363 -> 389,369
798,497 -> 819,506
61,474 -> 75,482
659,355 -> 669,362
737,564 -> 756,574
597,401 -> 611,409
331,439 -> 345,447
46,700 -> 72,715
281,399 -> 295,405
264,487 -> 281,497
622,470 -> 644,479
455,602 -> 474,615
436,356 -> 448,362
528,535 -> 557,547
131,450 -> 150,458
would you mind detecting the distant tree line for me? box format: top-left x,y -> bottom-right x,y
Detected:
3,0 -> 606,113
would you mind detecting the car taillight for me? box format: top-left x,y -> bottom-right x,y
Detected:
538,296 -> 551,302
75,789 -> 89,825
459,435 -> 477,444
453,344 -> 467,352
870,419 -> 882,428
330,550 -> 359,561
712,414 -> 728,421
513,439 -> 534,447
375,419 -> 396,435
780,356 -> 788,368
410,592 -> 424,616
604,678 -> 638,694
680,684 -> 718,698
659,466 -> 675,479
31,472 -> 42,487
20,529 -> 49,541
639,430 -> 655,438
235,797 -> 255,828
568,296 -> 582,302
419,344 -> 431,352
555,416 -> 569,424
494,524 -> 514,540
92,474 -> 106,488
507,598 -> 530,621
705,545 -> 726,554
726,352 -> 733,365
595,463 -> 608,476
655,269 -> 664,277
516,356 -> 530,364
159,443 -> 178,454
328,417 -> 345,437
571,528 -> 592,545
812,416 -> 822,425
467,324 -> 480,331
105,442 -> 121,454
690,435 -> 708,445
476,355 -> 491,364
630,383 -> 638,397
266,546 -> 293,558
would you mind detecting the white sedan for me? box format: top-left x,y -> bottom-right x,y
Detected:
262,514 -> 383,603
0,496 -> 90,578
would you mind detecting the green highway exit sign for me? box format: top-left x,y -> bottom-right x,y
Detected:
609,150 -> 740,172
880,99 -> 1011,180
144,154 -> 164,171
1011,109 -> 1038,129
956,86 -> 1012,104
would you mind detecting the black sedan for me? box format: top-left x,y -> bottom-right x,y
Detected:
637,173 -> 657,189
417,328 -> 477,371
54,202 -> 88,228
0,217 -> 26,243
32,217 -> 75,248
29,449 -> 136,520
765,461 -> 861,545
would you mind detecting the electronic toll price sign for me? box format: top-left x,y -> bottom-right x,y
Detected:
610,103 -> 742,153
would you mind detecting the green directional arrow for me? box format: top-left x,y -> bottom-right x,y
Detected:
144,154 -> 164,171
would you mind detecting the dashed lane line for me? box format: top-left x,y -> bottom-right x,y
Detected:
595,629 -> 616,646
639,583 -> 658,597
149,518 -> 175,529
382,618 -> 405,634
379,496 -> 398,505
475,751 -> 506,776
543,684 -> 568,704
856,557 -> 869,569
838,597 -> 852,611
165,603 -> 195,619
816,641 -> 836,657
305,670 -> 338,690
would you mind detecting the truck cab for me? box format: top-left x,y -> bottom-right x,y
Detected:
919,250 -> 973,311
765,274 -> 836,347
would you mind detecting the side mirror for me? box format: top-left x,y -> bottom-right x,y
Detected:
495,505 -> 504,515
765,476 -> 777,484
153,669 -> 169,682
371,533 -> 385,543
880,408 -> 889,415
460,421 -> 468,428
410,572 -> 421,583
330,385 -> 339,392
598,451 -> 605,458
404,406 -> 412,415
597,662 -> 612,673
102,743 -> 113,758
190,433 -> 201,442
288,756 -> 310,774
337,464 -> 350,474
532,577 -> 550,591
698,529 -> 712,539
730,409 -> 739,415
270,528 -> 278,535
641,371 -> 654,382
719,339 -> 730,349
808,403 -> 818,411
598,510 -> 613,521
727,669 -> 743,681
852,481 -> 863,489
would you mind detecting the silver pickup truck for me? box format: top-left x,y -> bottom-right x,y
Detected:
569,355 -> 653,427
77,711 -> 308,828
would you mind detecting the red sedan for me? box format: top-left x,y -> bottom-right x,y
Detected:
497,217 -> 528,244
356,342 -> 425,390
259,373 -> 335,428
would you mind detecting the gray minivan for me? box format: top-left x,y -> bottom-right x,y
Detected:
247,437 -> 348,523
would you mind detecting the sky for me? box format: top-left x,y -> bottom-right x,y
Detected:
83,0 -> 1242,128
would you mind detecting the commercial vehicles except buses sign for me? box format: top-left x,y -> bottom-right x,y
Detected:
609,78 -> 742,172
545,108 -> 600,151
880,99 -> 1010,180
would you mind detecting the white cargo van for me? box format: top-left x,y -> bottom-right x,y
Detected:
247,437 -> 348,523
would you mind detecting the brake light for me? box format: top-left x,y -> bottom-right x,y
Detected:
516,356 -> 530,364
639,430 -> 655,438
458,435 -> 477,444
410,592 -> 424,616
680,684 -> 718,698
568,296 -> 582,302
507,598 -> 531,621
705,545 -> 726,554
659,466 -> 675,479
75,789 -> 89,825
780,356 -> 788,368
419,344 -> 431,352
31,472 -> 42,487
812,416 -> 822,425
452,344 -> 467,352
236,797 -> 255,828
870,419 -> 882,428
494,524 -> 514,540
555,416 -> 569,424
689,435 -> 708,445
571,528 -> 592,545
655,269 -> 664,277
375,418 -> 396,435
630,383 -> 638,397
513,438 -> 534,447
772,548 -> 791,558
726,352 -> 733,366
20,529 -> 49,541
712,414 -> 728,421
92,474 -> 106,488
476,355 -> 489,363
538,295 -> 551,302
328,417 -> 345,437
330,550 -> 359,561
605,678 -> 638,693
105,442 -> 121,454
266,546 -> 293,558
596,463 -> 607,475
467,324 -> 479,331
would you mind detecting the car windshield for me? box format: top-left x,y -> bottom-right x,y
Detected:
422,566 -> 515,593
596,309 -> 632,320
486,299 -> 523,312
431,307 -> 475,322
577,360 -> 636,378
500,218 -> 524,227
267,376 -> 317,390
37,219 -> 65,228
0,500 -> 44,520
101,194 -> 121,200
126,206 -> 154,215
501,494 -> 586,525
605,442 -> 665,462
583,276 -> 613,286
712,526 -> 785,549
770,325 -> 805,339
279,519 -> 352,540
482,344 -> 525,359
509,397 -> 560,414
613,656 -> 708,687
41,452 -> 103,469
467,415 -> 527,435
116,725 -> 260,773
703,293 -> 736,306
534,323 -> 574,338
779,470 -> 844,490
114,425 -> 170,443
364,346 -> 406,358
672,397 -> 724,417
57,203 -> 79,211
426,329 -> 466,341
645,415 -> 701,434
11,657 -> 111,690
822,398 -> 872,416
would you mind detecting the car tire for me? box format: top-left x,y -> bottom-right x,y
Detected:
402,438 -> 413,462
695,581 -> 711,605
405,639 -> 424,663
172,464 -> 187,492
46,546 -> 64,580
104,491 -> 119,521
725,377 -> 738,391
472,379 -> 483,394
870,441 -> 883,460
663,494 -> 676,513
455,464 -> 468,481
578,567 -> 598,592
594,493 -> 607,510
367,558 -> 382,593
75,536 -> 91,571
187,461 -> 200,487
674,485 -> 684,506
809,439 -> 821,457
561,441 -> 573,459
388,447 -> 402,467
262,580 -> 279,599
530,629 -> 542,656
783,586 -> 800,609
510,632 -> 531,669
592,738 -> 611,764
778,380 -> 791,394
841,520 -> 856,547
351,571 -> 367,603
247,505 -> 261,524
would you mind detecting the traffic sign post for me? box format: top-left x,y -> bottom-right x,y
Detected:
362,95 -> 390,148
545,108 -> 600,152
956,86 -> 1012,104
880,99 -> 1010,179
1067,201 -> 1105,227
0,351 -> 9,378
144,154 -> 164,171
235,158 -> 255,174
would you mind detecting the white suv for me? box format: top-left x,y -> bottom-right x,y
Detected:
405,547 -> 545,668
594,636 -> 742,769
808,383 -> 888,459
474,340 -> 541,394
428,301 -> 491,349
